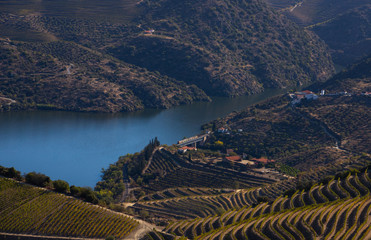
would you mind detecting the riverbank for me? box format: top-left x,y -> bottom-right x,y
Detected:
0,89 -> 288,187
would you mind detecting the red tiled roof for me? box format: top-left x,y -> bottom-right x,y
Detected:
251,158 -> 275,164
225,156 -> 242,162
179,146 -> 196,150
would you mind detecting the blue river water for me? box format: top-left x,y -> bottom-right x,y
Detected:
0,89 -> 286,187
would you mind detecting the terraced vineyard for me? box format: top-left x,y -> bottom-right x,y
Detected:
143,171 -> 371,239
0,178 -> 139,239
132,188 -> 263,220
140,188 -> 234,201
134,156 -> 371,221
141,150 -> 277,193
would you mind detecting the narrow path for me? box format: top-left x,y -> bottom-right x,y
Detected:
126,219 -> 162,240
141,147 -> 162,174
120,163 -> 131,202
290,1 -> 303,12
291,105 -> 371,160
121,146 -> 161,202
290,106 -> 343,151
0,96 -> 16,105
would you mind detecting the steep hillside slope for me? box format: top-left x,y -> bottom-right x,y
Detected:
282,0 -> 370,26
309,5 -> 371,66
264,0 -> 371,66
109,0 -> 334,96
0,37 -> 209,112
309,54 -> 371,92
0,0 -> 335,112
0,177 -> 139,239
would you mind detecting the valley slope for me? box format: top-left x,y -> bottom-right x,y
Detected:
0,0 -> 334,112
263,0 -> 371,66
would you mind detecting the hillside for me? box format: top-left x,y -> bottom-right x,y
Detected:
109,0 -> 334,96
203,94 -> 370,171
263,0 -> 371,66
0,0 -> 335,112
96,146 -> 278,201
0,177 -> 139,239
0,37 -> 209,112
154,170 -> 371,240
309,54 -> 371,93
308,5 -> 371,66
92,59 -> 370,225
282,0 -> 370,26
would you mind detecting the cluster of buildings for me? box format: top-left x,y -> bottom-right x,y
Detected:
289,90 -> 319,105
217,127 -> 229,133
290,89 -> 370,105
223,149 -> 275,168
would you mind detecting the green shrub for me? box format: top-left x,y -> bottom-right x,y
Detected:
53,180 -> 70,193
25,172 -> 51,187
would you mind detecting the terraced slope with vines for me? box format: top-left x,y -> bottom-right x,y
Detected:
0,177 -> 139,239
145,170 -> 371,239
136,149 -> 277,194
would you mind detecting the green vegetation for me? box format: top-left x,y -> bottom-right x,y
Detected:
98,147 -> 276,201
25,172 -> 51,187
0,38 -> 209,112
277,163 -> 300,177
110,0 -> 334,96
0,177 -> 139,239
270,0 -> 371,66
310,54 -> 371,93
52,180 -> 69,193
0,166 -> 22,180
202,95 -> 334,168
0,0 -> 335,112
145,170 -> 371,239
0,165 -> 102,205
309,6 -> 371,66
96,138 -> 161,202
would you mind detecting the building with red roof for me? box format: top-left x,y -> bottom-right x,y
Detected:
251,157 -> 275,164
178,146 -> 197,154
225,156 -> 242,162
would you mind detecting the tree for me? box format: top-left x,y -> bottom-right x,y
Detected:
25,172 -> 51,187
70,185 -> 81,196
53,180 -> 69,193
0,166 -> 22,180
80,187 -> 98,204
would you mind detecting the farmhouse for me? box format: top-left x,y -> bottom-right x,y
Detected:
290,90 -> 318,104
178,146 -> 197,154
224,155 -> 242,162
251,157 -> 275,165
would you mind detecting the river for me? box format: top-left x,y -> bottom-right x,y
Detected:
0,89 -> 287,187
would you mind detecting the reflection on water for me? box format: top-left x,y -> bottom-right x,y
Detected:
0,88 -> 287,186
